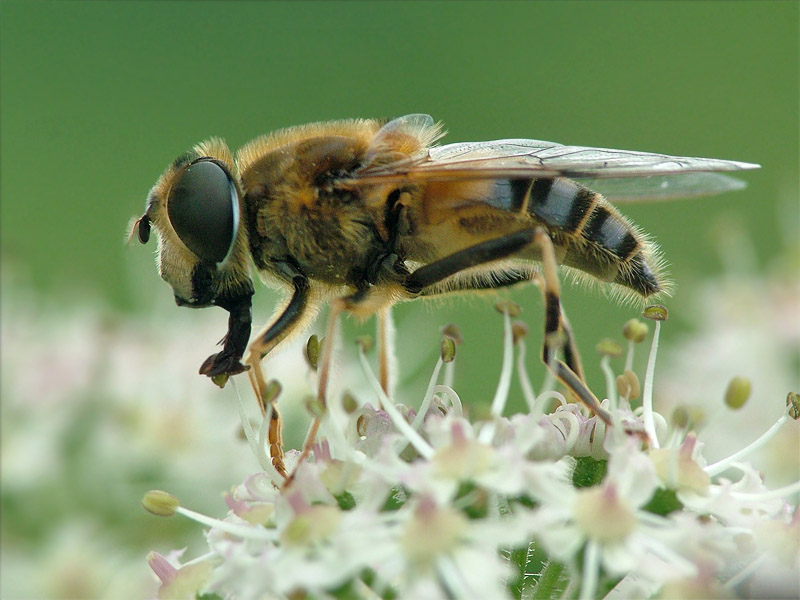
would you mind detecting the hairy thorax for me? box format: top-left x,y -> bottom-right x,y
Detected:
247,184 -> 383,285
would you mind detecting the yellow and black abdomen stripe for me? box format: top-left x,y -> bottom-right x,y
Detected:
525,177 -> 664,298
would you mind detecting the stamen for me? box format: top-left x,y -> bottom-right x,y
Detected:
311,390 -> 362,468
433,385 -> 463,417
599,355 -> 618,411
378,307 -> 397,398
634,404 -> 669,441
358,348 -> 435,459
641,321 -> 662,448
443,360 -> 455,390
534,390 -> 568,418
624,339 -> 635,373
441,324 -> 462,390
175,505 -> 278,541
478,310 -> 514,444
550,409 -> 581,451
412,357 -> 444,431
705,412 -> 789,476
539,362 -> 557,396
489,309 -> 515,418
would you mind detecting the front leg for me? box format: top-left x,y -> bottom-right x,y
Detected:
245,269 -> 311,479
245,272 -> 311,413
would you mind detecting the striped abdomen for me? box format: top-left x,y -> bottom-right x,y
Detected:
516,177 -> 664,297
418,176 -> 666,298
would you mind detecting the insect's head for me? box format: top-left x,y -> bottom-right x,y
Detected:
131,138 -> 254,310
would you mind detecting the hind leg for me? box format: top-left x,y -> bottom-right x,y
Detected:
533,229 -> 611,424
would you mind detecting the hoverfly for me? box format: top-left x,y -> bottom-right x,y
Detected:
130,114 -> 759,477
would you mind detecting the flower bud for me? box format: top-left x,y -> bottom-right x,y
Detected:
305,335 -> 322,370
211,374 -> 229,388
787,392 -> 800,420
305,395 -> 327,418
263,380 -> 282,404
511,320 -> 529,344
616,369 -> 641,400
355,335 -> 373,353
724,376 -> 751,410
596,338 -> 623,358
341,391 -> 359,414
356,414 -> 369,437
494,299 -> 521,317
440,336 -> 456,363
671,405 -> 690,429
622,318 -> 649,343
642,304 -> 669,321
142,490 -> 179,516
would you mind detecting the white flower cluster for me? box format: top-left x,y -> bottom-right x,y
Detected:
146,313 -> 800,600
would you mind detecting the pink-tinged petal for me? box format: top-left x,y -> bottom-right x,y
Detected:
147,552 -> 177,585
224,492 -> 249,515
286,490 -> 310,515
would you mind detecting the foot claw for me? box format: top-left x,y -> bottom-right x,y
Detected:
199,352 -> 250,386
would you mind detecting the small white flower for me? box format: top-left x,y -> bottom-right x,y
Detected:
131,265 -> 799,600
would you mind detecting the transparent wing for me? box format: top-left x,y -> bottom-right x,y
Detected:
346,136 -> 760,200
425,139 -> 760,178
579,172 -> 749,203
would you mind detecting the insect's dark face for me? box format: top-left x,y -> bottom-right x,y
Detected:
132,140 -> 254,311
161,157 -> 240,307
131,138 -> 255,382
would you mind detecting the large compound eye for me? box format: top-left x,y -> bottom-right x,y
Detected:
166,159 -> 238,263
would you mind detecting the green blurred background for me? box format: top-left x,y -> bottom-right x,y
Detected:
3,0 -> 798,362
1,1 -> 797,597
3,0 -> 797,392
